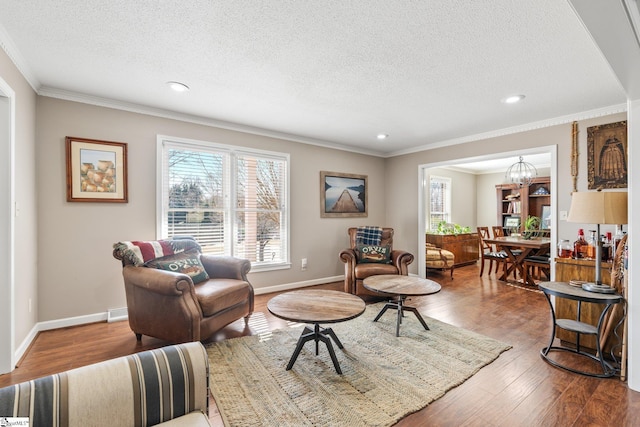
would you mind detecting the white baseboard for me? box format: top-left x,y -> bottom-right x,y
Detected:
253,275 -> 343,295
107,307 -> 128,323
12,275 -> 344,367
14,324 -> 38,366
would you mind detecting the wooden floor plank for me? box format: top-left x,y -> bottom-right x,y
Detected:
2,264 -> 639,426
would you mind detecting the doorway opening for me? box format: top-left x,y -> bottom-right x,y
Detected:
417,145 -> 557,279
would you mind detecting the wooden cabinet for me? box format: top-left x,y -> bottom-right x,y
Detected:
554,257 -> 622,354
496,177 -> 550,233
426,233 -> 479,267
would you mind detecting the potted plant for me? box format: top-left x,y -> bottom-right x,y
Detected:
435,221 -> 472,235
523,215 -> 541,239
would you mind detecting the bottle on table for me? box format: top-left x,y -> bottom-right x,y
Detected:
602,232 -> 612,262
585,230 -> 597,259
613,226 -> 625,254
573,228 -> 587,259
558,239 -> 573,258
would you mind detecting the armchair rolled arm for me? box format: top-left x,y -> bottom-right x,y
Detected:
123,266 -> 194,296
339,248 -> 358,294
339,248 -> 358,265
200,255 -> 251,281
391,249 -> 414,275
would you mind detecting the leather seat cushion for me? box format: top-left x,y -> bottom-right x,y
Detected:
354,263 -> 398,279
194,279 -> 251,317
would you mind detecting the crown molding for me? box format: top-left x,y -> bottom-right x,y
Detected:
386,103 -> 628,158
0,23 -> 39,92
36,86 -> 627,161
38,86 -> 387,158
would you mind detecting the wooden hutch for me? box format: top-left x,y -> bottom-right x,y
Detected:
496,177 -> 550,233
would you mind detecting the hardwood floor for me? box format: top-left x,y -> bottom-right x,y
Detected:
2,264 -> 640,426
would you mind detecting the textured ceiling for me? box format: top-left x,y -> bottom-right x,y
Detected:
0,1 -> 627,156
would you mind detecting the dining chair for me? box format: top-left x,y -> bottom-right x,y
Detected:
492,225 -> 522,278
477,227 -> 509,277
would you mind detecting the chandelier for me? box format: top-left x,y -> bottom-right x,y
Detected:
505,156 -> 537,187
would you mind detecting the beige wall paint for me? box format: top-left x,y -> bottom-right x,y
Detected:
35,97 -> 385,322
0,48 -> 38,352
386,112 -> 627,275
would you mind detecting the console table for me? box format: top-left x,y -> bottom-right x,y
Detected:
538,281 -> 625,378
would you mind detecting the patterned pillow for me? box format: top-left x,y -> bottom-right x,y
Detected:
356,244 -> 392,264
113,238 -> 202,266
144,249 -> 210,284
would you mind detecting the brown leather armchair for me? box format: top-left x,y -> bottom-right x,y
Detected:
339,227 -> 414,297
113,238 -> 254,344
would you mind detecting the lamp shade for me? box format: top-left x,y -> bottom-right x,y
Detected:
566,191 -> 628,225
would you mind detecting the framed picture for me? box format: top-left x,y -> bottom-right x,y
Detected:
65,136 -> 128,203
541,205 -> 551,229
320,171 -> 367,218
587,120 -> 627,189
504,216 -> 520,229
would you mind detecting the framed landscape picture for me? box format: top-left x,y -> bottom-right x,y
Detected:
320,171 -> 367,218
65,136 -> 128,202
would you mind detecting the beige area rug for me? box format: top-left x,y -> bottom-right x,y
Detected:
206,303 -> 511,427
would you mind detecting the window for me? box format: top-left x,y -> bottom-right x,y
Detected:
158,136 -> 289,270
429,176 -> 451,230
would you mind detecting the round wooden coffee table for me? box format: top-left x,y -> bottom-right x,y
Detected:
267,289 -> 365,374
363,275 -> 441,336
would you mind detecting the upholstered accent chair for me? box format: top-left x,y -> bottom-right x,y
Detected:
113,237 -> 254,343
425,243 -> 455,279
339,227 -> 414,297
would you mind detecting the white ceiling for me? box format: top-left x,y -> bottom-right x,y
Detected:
0,1 -> 627,157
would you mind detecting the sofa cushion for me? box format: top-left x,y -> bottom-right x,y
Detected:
145,249 -> 210,284
356,244 -> 392,264
354,262 -> 398,279
194,279 -> 252,317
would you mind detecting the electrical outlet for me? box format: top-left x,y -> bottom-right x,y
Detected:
301,258 -> 307,270
560,210 -> 568,220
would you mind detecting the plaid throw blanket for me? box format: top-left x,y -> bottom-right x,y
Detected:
356,226 -> 383,245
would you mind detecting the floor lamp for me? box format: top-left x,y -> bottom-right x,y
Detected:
566,190 -> 628,290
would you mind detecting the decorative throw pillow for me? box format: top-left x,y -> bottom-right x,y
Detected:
144,249 -> 210,284
357,244 -> 392,264
113,238 -> 202,266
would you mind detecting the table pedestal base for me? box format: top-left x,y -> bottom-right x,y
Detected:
373,297 -> 430,337
287,323 -> 344,374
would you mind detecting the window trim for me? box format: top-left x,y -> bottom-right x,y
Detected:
428,175 -> 452,231
156,135 -> 291,272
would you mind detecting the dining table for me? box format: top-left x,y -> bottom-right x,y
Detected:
483,235 -> 551,286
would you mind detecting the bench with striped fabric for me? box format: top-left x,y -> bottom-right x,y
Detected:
0,342 -> 210,426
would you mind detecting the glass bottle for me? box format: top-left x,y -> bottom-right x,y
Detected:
573,228 -> 587,259
602,232 -> 612,262
558,239 -> 573,258
613,226 -> 625,254
585,230 -> 597,259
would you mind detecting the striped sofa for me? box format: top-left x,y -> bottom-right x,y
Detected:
0,342 -> 210,426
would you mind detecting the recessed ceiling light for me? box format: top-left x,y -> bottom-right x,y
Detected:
502,94 -> 525,104
377,133 -> 389,140
167,81 -> 190,92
